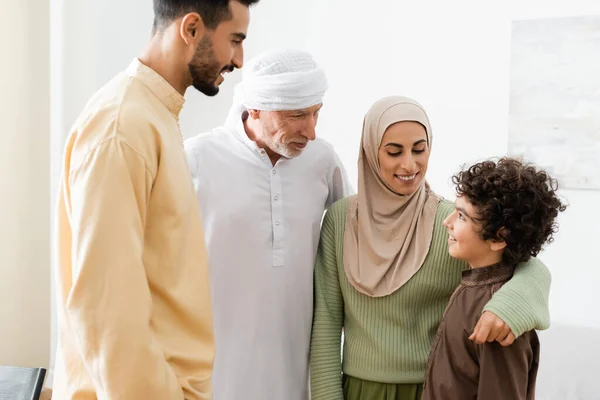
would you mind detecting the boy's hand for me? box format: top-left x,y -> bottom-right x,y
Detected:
470,311 -> 516,346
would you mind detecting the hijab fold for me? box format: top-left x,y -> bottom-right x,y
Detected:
343,96 -> 440,297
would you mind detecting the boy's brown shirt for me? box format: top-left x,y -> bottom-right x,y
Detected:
422,263 -> 540,400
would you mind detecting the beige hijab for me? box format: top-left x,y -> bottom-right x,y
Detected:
344,96 -> 441,297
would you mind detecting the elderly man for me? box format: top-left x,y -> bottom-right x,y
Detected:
184,48 -> 353,399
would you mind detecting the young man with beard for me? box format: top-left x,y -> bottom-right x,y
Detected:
53,1 -> 259,399
184,48 -> 354,400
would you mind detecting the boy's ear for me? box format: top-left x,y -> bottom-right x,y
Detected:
248,109 -> 261,119
489,240 -> 507,252
489,227 -> 508,251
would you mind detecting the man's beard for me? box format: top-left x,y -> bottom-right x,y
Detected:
188,36 -> 233,96
262,127 -> 307,159
269,139 -> 301,159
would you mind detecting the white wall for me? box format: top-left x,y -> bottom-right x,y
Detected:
1,0 -> 51,368
50,0 -> 599,375
239,0 -> 599,329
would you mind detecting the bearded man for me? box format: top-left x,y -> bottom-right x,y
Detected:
52,1 -> 259,398
184,48 -> 354,400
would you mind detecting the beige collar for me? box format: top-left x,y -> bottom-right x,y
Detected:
126,58 -> 185,118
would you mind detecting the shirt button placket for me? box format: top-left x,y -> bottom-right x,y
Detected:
270,166 -> 284,266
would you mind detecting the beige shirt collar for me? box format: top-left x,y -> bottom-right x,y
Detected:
126,58 -> 185,118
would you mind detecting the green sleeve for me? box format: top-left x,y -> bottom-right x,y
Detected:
309,205 -> 345,400
483,257 -> 551,337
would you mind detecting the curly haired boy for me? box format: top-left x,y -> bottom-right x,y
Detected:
422,157 -> 567,400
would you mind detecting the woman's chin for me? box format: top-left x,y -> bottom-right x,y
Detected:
390,178 -> 422,196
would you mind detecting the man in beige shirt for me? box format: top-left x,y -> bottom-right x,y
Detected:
53,1 -> 259,399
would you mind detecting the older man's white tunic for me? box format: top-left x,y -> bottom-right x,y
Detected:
184,119 -> 353,400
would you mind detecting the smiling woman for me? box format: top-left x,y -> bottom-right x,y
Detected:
378,121 -> 429,195
309,95 -> 554,400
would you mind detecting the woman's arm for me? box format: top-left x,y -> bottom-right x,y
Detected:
483,257 -> 551,337
310,206 -> 345,400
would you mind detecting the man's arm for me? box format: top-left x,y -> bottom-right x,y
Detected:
476,333 -> 539,400
326,149 -> 354,207
482,258 -> 551,339
66,137 -> 184,399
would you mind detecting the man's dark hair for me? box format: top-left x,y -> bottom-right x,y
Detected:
153,0 -> 260,32
452,157 -> 567,266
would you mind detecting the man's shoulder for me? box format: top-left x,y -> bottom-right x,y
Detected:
183,127 -> 239,174
300,138 -> 344,173
184,127 -> 235,151
312,137 -> 335,149
70,72 -> 158,140
67,72 -> 174,175
66,74 -> 132,156
308,138 -> 339,157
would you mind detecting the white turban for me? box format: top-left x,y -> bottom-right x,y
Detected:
225,49 -> 328,127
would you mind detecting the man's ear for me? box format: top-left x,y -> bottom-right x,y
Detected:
179,12 -> 206,45
247,109 -> 261,119
489,227 -> 508,252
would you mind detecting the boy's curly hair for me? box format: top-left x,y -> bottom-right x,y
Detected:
452,157 -> 567,266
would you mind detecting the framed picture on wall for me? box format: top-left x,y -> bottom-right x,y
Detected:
508,15 -> 600,190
